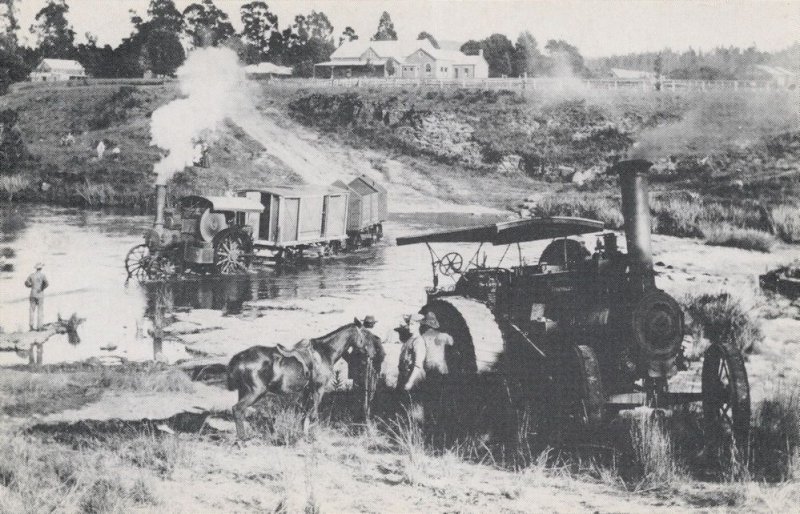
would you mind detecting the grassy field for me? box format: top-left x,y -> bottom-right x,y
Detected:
1,357 -> 799,512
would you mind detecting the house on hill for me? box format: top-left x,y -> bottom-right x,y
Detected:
29,59 -> 87,82
314,40 -> 488,79
755,65 -> 798,87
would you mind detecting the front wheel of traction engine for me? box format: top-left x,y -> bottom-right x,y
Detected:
213,230 -> 252,274
555,345 -> 605,439
702,342 -> 750,455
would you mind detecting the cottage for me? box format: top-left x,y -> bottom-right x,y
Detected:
29,59 -> 87,82
315,40 -> 489,79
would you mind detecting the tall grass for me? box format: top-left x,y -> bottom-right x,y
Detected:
749,385 -> 800,482
626,412 -> 684,490
0,433 -> 158,513
701,223 -> 777,253
0,174 -> 29,202
772,204 -> 800,243
532,194 -> 624,228
681,292 -> 762,353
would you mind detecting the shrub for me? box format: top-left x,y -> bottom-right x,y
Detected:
650,196 -> 704,237
701,223 -> 777,253
532,194 -> 624,229
749,385 -> 800,482
682,292 -> 762,353
772,204 -> 800,243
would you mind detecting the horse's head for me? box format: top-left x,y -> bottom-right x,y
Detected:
56,313 -> 85,346
350,317 -> 385,363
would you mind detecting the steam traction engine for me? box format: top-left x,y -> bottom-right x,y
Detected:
396,160 -> 750,447
125,185 -> 264,279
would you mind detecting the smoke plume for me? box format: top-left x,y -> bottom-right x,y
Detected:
150,48 -> 253,185
630,90 -> 800,159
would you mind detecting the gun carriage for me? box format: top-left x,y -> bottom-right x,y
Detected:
396,160 -> 750,447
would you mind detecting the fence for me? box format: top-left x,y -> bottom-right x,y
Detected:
265,76 -> 791,92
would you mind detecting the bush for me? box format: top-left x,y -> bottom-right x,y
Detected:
701,223 -> 777,253
749,385 -> 800,482
650,196 -> 705,238
772,204 -> 800,243
532,194 -> 624,229
682,292 -> 762,353
627,412 -> 683,489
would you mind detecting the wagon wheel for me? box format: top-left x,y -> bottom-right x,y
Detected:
557,345 -> 605,435
213,231 -> 252,274
702,342 -> 750,453
438,252 -> 464,276
149,250 -> 181,279
125,244 -> 153,281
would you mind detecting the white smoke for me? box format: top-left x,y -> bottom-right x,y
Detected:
151,47 -> 253,185
150,47 -> 336,185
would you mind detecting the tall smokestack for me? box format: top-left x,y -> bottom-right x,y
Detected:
154,184 -> 167,230
615,159 -> 655,289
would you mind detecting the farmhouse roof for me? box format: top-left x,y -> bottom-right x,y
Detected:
609,68 -> 655,80
332,39 -> 440,61
244,62 -> 292,75
756,65 -> 797,78
36,59 -> 86,73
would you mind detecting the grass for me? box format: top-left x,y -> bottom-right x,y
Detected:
749,385 -> 800,482
0,432 -> 159,513
681,292 -> 762,353
625,412 -> 684,490
701,223 -> 778,252
0,362 -> 195,416
772,204 -> 800,243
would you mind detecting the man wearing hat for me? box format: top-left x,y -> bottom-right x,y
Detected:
419,312 -> 454,376
25,262 -> 49,331
362,315 -> 377,330
397,317 -> 426,391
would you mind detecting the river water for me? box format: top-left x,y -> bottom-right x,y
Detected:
3,204 -> 550,365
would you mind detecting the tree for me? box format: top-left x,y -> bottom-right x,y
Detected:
240,1 -> 278,64
544,39 -> 587,77
141,29 -> 185,76
339,26 -> 357,46
113,0 -> 185,78
183,0 -> 235,48
0,47 -> 26,93
30,0 -> 76,58
372,11 -> 397,41
0,0 -> 19,50
281,11 -> 335,77
417,31 -> 439,49
513,31 -> 545,76
466,34 -> 514,77
143,0 -> 183,32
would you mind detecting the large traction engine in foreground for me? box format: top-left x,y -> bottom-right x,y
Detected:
396,159 -> 750,448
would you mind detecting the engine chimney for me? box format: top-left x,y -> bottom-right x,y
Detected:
615,159 -> 655,289
154,184 -> 167,230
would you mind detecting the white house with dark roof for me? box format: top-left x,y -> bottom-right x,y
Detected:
315,40 -> 488,79
30,59 -> 87,82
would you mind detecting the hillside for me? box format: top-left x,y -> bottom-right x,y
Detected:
1,82 -> 799,218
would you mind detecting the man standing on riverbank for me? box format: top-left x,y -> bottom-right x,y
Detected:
25,262 -> 48,331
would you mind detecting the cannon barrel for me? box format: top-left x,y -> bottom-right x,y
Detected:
615,159 -> 655,290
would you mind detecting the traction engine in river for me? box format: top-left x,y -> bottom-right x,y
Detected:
125,176 -> 387,280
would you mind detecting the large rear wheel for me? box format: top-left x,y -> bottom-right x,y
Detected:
213,230 -> 252,274
702,342 -> 750,453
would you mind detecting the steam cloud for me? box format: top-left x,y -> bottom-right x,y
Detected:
151,47 -> 337,186
151,48 -> 253,185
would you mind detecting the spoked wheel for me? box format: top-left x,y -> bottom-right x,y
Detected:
702,342 -> 750,453
557,345 -> 605,436
213,231 -> 252,274
125,244 -> 153,281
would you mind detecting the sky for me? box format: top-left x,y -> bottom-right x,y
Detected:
15,0 -> 800,58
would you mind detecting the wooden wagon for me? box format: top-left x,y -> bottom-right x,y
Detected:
332,176 -> 387,244
238,186 -> 350,259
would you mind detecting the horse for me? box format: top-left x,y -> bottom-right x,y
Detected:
226,317 -> 372,440
0,313 -> 84,366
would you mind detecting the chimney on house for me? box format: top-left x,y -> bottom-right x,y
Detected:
479,49 -> 484,58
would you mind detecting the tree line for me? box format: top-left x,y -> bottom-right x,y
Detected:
0,0 -> 795,94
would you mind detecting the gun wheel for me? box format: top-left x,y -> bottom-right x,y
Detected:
558,345 -> 605,435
